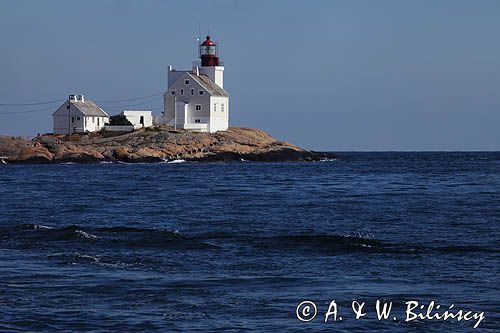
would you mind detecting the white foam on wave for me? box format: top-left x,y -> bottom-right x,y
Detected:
75,229 -> 100,240
32,224 -> 53,230
117,161 -> 151,165
74,253 -> 136,269
167,159 -> 186,164
339,231 -> 375,240
75,253 -> 101,263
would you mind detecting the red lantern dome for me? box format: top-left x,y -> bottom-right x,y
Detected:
199,35 -> 220,67
201,35 -> 216,46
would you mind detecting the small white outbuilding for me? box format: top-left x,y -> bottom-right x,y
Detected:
52,94 -> 109,135
120,110 -> 153,129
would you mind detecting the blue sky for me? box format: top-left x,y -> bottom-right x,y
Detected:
0,0 -> 499,150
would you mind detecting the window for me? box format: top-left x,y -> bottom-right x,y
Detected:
184,79 -> 190,85
77,116 -> 80,120
190,88 -> 194,95
195,119 -> 201,123
140,116 -> 144,125
221,103 -> 225,112
97,118 -> 100,126
171,91 -> 175,95
195,104 -> 202,111
71,116 -> 75,123
199,90 -> 204,96
180,89 -> 184,96
214,103 -> 217,112
200,45 -> 216,56
92,117 -> 95,123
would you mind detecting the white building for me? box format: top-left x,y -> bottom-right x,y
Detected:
52,94 -> 109,135
121,110 -> 153,129
161,35 -> 229,133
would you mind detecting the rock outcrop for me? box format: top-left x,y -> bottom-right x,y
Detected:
0,127 -> 335,164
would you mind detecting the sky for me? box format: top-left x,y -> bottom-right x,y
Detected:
0,0 -> 499,151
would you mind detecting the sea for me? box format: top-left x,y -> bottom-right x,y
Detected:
0,152 -> 499,332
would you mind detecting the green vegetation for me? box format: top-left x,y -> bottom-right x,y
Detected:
107,115 -> 132,126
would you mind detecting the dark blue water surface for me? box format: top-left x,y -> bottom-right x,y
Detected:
0,152 -> 499,332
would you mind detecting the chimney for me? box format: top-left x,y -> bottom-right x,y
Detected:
69,94 -> 76,103
195,66 -> 199,76
77,94 -> 85,102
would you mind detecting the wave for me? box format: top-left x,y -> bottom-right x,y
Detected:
1,224 -> 497,256
75,229 -> 100,240
417,244 -> 500,254
191,232 -> 499,255
190,232 -> 391,254
252,235 -> 500,255
27,224 -> 53,230
246,234 -> 390,254
0,224 -> 215,251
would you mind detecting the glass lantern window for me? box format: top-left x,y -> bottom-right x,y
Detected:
200,45 -> 217,55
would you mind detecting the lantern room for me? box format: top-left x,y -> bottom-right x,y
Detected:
199,35 -> 220,67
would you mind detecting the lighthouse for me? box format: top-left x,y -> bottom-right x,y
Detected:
162,35 -> 229,133
198,35 -> 224,89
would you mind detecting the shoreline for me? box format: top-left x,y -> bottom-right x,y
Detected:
0,126 -> 336,164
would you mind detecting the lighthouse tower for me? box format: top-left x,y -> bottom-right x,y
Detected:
198,36 -> 224,89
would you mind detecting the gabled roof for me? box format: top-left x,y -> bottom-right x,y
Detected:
189,73 -> 229,97
164,71 -> 229,98
73,100 -> 108,117
52,100 -> 108,117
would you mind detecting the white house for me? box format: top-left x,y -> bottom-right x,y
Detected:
52,94 -> 109,135
121,110 -> 153,129
161,35 -> 229,133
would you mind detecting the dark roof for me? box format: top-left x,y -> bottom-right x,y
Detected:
72,100 -> 108,117
201,35 -> 216,46
190,73 -> 229,97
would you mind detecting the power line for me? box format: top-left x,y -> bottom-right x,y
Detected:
0,102 -> 161,115
0,97 -> 163,115
0,99 -> 65,106
101,97 -> 162,110
94,92 -> 163,103
0,105 -> 57,115
0,92 -> 164,107
0,92 -> 163,115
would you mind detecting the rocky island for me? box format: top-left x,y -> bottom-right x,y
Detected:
0,127 -> 335,164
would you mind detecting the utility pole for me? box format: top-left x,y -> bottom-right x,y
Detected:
174,95 -> 177,131
67,95 -> 71,141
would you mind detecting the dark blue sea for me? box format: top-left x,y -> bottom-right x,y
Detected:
0,153 -> 499,332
